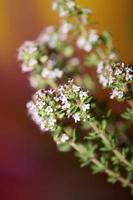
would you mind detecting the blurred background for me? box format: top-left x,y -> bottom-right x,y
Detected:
0,0 -> 133,199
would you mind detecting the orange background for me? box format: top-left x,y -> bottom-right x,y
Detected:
0,0 -> 133,199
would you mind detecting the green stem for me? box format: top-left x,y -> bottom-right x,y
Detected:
70,142 -> 133,191
47,79 -> 58,90
90,122 -> 133,170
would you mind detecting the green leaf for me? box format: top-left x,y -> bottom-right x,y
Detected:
100,31 -> 113,47
122,108 -> 133,122
85,53 -> 100,66
83,76 -> 95,91
85,132 -> 98,140
58,143 -> 72,152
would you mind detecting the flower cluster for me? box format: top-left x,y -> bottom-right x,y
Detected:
27,89 -> 59,132
37,26 -> 68,47
18,25 -> 81,89
77,29 -> 99,52
52,0 -> 92,24
18,41 -> 39,72
52,0 -> 76,17
57,80 -> 92,122
27,80 -> 92,132
97,60 -> 133,99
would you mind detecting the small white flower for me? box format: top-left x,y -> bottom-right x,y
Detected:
41,68 -> 51,78
29,58 -> 38,67
99,74 -> 108,87
52,1 -> 58,10
62,102 -> 71,109
110,88 -> 124,99
48,118 -> 56,127
41,68 -> 63,79
59,9 -> 69,17
45,106 -> 53,114
69,57 -> 80,66
37,26 -> 55,44
72,85 -> 80,92
21,64 -> 33,72
125,67 -> 133,81
108,53 -> 117,60
60,134 -> 69,143
114,68 -> 122,76
84,42 -> 92,52
60,21 -> 73,34
79,91 -> 88,99
97,61 -> 104,73
89,30 -> 99,43
81,104 -> 90,111
77,36 -> 86,49
51,68 -> 63,78
18,41 -> 37,61
73,113 -> 80,123
66,0 -> 75,10
60,94 -> 68,104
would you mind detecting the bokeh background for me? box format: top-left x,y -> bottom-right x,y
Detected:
0,0 -> 133,199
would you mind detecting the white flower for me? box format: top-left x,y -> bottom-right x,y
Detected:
48,118 -> 56,127
47,60 -> 56,69
84,42 -> 92,52
81,104 -> 90,111
72,85 -> 80,92
97,61 -> 104,73
26,101 -> 35,112
66,0 -> 75,10
37,26 -> 55,44
21,64 -> 33,72
60,21 -> 73,34
89,30 -> 99,43
60,134 -> 69,143
69,57 -> 80,66
59,9 -> 69,17
62,102 -> 71,109
41,68 -> 63,79
18,41 -> 37,61
114,68 -> 122,76
59,94 -> 68,104
45,106 -> 53,114
41,68 -> 51,78
125,67 -> 133,81
110,88 -> 124,99
79,91 -> 88,99
73,113 -> 80,123
36,100 -> 45,110
28,58 -> 38,67
52,68 -> 63,78
77,36 -> 86,49
77,36 -> 92,52
108,53 -> 117,60
52,1 -> 58,10
99,74 -> 108,87
59,94 -> 71,109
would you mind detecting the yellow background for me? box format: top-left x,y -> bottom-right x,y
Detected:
0,0 -> 133,66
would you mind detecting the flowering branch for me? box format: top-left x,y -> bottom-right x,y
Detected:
26,80 -> 133,191
18,0 -> 133,193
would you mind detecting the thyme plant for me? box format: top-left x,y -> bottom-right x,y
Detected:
18,0 -> 133,193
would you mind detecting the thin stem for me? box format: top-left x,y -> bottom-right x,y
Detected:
47,79 -> 58,90
70,142 -> 133,191
90,122 -> 133,170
